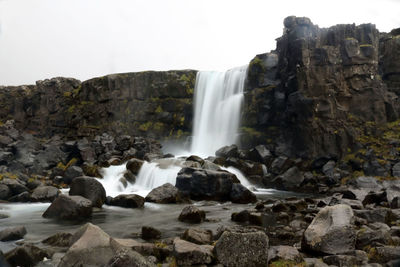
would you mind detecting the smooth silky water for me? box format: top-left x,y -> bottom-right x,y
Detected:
0,66 -> 304,253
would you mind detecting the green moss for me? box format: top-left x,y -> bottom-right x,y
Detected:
155,106 -> 163,113
359,44 -> 373,47
63,91 -> 72,97
393,35 -> 400,39
153,122 -> 164,131
67,105 -> 76,113
240,127 -> 263,138
0,172 -> 18,180
72,85 -> 81,96
186,87 -> 194,95
139,121 -> 152,132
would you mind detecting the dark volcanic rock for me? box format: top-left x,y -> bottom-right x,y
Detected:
126,158 -> 144,175
108,194 -> 145,208
271,166 -> 304,191
175,167 -> 240,201
214,227 -> 269,267
69,176 -> 106,208
0,184 -> 11,200
145,183 -> 184,204
173,238 -> 213,266
0,226 -> 27,241
141,226 -> 161,240
229,183 -> 257,204
42,232 -> 73,247
63,166 -> 84,184
30,185 -> 60,202
42,194 -> 92,220
215,145 -> 239,158
5,244 -> 50,267
178,205 -> 206,223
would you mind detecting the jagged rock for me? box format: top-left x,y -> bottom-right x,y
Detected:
214,227 -> 269,267
63,166 -> 84,184
272,166 -> 304,190
230,183 -> 257,203
304,258 -> 329,267
1,178 -> 28,195
270,156 -> 292,174
31,186 -> 60,202
354,208 -> 393,224
302,204 -> 355,255
42,232 -> 73,247
0,226 -> 27,241
145,183 -> 184,204
182,228 -> 213,245
248,145 -> 273,165
69,176 -> 106,208
141,226 -> 161,240
356,225 -> 392,249
4,244 -> 50,267
178,205 -> 206,223
175,167 -> 240,201
392,162 -> 400,177
108,194 -> 145,208
368,246 -> 400,263
215,145 -> 239,158
42,194 -> 92,220
323,250 -> 368,266
105,249 -> 155,267
231,210 -> 250,222
59,223 -> 154,267
9,191 -> 30,202
173,238 -> 213,266
126,158 -> 144,175
0,151 -> 13,165
115,135 -> 132,151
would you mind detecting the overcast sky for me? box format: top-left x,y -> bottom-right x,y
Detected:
0,0 -> 399,85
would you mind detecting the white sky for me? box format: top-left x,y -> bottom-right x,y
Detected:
0,0 -> 399,85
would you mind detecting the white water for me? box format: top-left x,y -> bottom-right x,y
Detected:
191,66 -> 247,157
98,65 -> 253,196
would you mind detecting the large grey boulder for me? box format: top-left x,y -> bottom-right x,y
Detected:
302,204 -> 356,255
173,238 -> 213,266
59,223 -> 154,267
145,183 -> 184,203
272,166 -> 304,190
30,186 -> 60,202
182,228 -> 213,245
42,194 -> 92,220
178,205 -> 206,223
0,184 -> 11,200
214,227 -> 269,267
230,183 -> 257,204
69,176 -> 106,208
108,194 -> 144,208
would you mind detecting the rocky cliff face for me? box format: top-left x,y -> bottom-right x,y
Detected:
0,70 -> 196,140
242,16 -> 400,159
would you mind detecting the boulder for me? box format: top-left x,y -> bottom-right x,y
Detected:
63,166 -> 84,184
231,210 -> 250,223
1,178 -> 28,195
230,183 -> 257,203
69,176 -> 106,208
145,183 -> 184,204
268,245 -> 303,263
59,223 -> 153,267
214,227 -> 269,267
248,145 -> 273,164
42,232 -> 73,247
173,238 -> 213,266
108,194 -> 145,208
272,166 -> 304,190
4,244 -> 50,267
302,204 -> 355,255
126,158 -> 144,175
178,205 -> 206,223
0,184 -> 11,200
175,167 -> 240,201
215,145 -> 239,158
392,162 -> 400,177
182,228 -> 213,245
30,186 -> 60,202
0,226 -> 27,241
141,226 -> 161,240
8,191 -> 30,202
42,194 -> 92,220
368,246 -> 400,263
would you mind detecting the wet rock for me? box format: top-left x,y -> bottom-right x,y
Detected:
391,196 -> 400,208
1,178 -> 28,196
178,205 -> 206,223
231,210 -> 250,223
5,244 -> 50,267
69,176 -> 106,208
368,246 -> 400,263
392,162 -> 400,177
175,167 -> 240,201
115,135 -> 132,152
323,251 -> 368,266
145,183 -> 184,204
0,151 -> 13,165
182,228 -> 213,245
0,226 -> 27,241
215,145 -> 239,158
272,166 -> 304,191
42,194 -> 92,220
141,226 -> 161,240
108,194 -> 145,208
201,160 -> 221,171
230,183 -> 257,204
0,184 -> 11,200
302,204 -> 355,255
362,190 -> 388,206
271,156 -> 292,174
248,145 -> 273,165
42,232 -> 73,247
31,186 -> 60,202
123,170 -> 136,183
268,245 -> 303,263
0,250 -> 10,267
126,158 -> 144,175
173,237 -> 213,266
63,166 -> 84,184
214,227 -> 269,267
8,191 -> 30,202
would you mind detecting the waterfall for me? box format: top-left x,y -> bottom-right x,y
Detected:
190,65 -> 248,157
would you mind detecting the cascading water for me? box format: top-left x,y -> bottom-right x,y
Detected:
99,65 -> 252,195
191,66 -> 247,157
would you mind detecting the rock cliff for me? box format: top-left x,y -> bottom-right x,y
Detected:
242,16 -> 400,159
